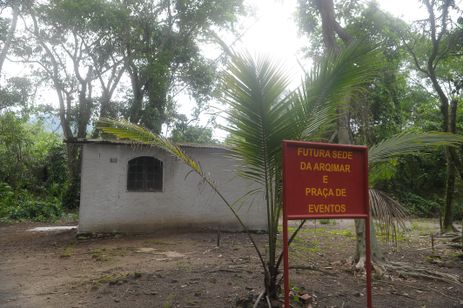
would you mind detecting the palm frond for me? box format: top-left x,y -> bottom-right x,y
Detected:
97,118 -> 202,175
301,41 -> 383,111
224,42 -> 383,183
222,52 -> 293,184
368,131 -> 463,166
369,189 -> 408,244
292,41 -> 383,141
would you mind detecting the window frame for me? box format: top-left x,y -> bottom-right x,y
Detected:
127,156 -> 163,192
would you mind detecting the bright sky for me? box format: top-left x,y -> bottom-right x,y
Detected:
203,0 -> 429,139
0,0 -> 437,138
234,0 -> 428,82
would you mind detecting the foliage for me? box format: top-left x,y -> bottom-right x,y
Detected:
368,131 -> 463,165
367,131 -> 463,236
0,112 -> 68,220
0,113 -> 64,189
397,192 -> 441,218
106,0 -> 246,132
295,1 -> 463,230
0,183 -> 63,222
0,77 -> 32,112
169,114 -> 217,144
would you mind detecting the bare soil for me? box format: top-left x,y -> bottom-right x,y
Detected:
0,219 -> 462,307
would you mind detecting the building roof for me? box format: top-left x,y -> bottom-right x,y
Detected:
66,138 -> 230,150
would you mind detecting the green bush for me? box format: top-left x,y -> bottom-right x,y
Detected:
0,183 -> 63,222
0,113 -> 69,220
399,192 -> 441,218
8,199 -> 63,222
0,183 -> 15,219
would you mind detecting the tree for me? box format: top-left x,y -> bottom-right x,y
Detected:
11,0 -> 245,207
169,113 -> 217,144
19,2 -> 104,207
0,0 -> 21,77
400,0 -> 463,232
117,0 -> 244,133
0,1 -> 34,114
0,112 -> 64,192
0,77 -> 33,112
298,0 -> 377,266
295,0 -> 447,266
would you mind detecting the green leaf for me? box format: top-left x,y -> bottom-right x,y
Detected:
368,131 -> 463,166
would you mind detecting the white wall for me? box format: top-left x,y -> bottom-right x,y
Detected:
78,143 -> 267,233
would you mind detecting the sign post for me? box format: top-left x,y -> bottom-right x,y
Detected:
282,140 -> 372,308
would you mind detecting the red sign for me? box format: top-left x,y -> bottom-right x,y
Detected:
283,141 -> 368,219
282,141 -> 372,308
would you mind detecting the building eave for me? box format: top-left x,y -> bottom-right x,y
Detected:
65,138 -> 231,151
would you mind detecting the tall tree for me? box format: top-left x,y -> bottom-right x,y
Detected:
298,0 -> 373,265
0,1 -> 34,113
296,0 -> 421,265
118,0 -> 244,133
400,0 -> 463,232
12,0 -> 245,207
0,1 -> 21,77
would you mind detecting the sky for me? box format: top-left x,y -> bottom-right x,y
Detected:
234,0 -> 428,78
0,0 -> 435,138
199,0 -> 429,139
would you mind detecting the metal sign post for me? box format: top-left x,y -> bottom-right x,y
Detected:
282,140 -> 372,308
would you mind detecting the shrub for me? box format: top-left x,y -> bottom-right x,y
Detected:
0,183 -> 63,222
398,192 -> 441,218
8,198 -> 63,222
0,183 -> 15,219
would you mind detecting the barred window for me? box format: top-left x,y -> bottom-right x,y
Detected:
127,156 -> 163,192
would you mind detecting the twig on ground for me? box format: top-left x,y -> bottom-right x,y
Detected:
253,291 -> 265,308
385,261 -> 462,285
377,279 -> 462,303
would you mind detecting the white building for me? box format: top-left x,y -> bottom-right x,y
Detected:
77,140 -> 267,233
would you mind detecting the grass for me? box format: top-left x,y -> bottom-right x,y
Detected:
175,261 -> 193,273
90,248 -> 111,262
60,245 -> 74,258
327,229 -> 354,237
91,272 -> 142,289
319,219 -> 336,225
290,237 -> 321,254
162,293 -> 175,308
282,225 -> 328,235
410,220 -> 437,236
375,228 -> 408,244
89,247 -> 134,261
144,239 -> 174,246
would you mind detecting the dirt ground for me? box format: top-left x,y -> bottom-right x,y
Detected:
0,219 -> 462,308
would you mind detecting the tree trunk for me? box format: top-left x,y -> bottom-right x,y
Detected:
354,217 -> 384,267
315,0 -> 337,52
313,0 -> 383,266
443,152 -> 456,232
442,99 -> 458,232
128,65 -> 144,124
99,92 -> 115,119
265,264 -> 279,301
421,0 -> 458,233
77,77 -> 93,139
0,4 -> 19,76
